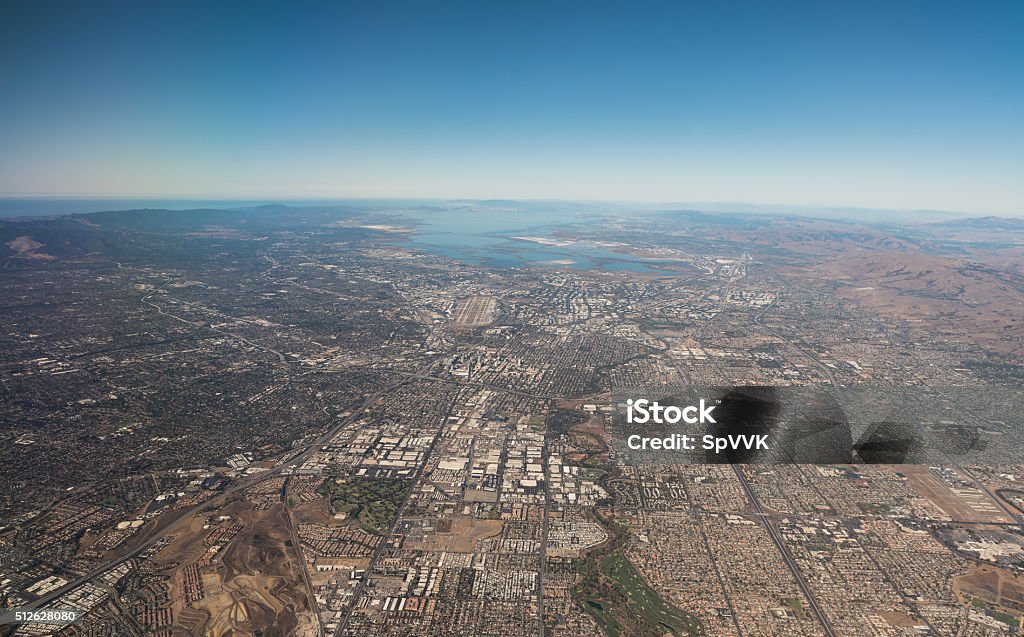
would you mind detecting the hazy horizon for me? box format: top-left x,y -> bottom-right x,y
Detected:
0,195 -> 1015,223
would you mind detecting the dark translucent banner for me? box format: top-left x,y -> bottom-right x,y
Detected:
610,385 -> 1024,465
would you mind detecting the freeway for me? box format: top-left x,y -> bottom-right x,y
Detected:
284,476 -> 326,637
732,464 -> 838,637
751,295 -> 837,386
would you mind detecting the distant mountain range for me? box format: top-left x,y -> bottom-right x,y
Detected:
924,216 -> 1024,230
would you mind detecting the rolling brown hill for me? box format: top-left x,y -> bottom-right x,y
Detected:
784,251 -> 1024,357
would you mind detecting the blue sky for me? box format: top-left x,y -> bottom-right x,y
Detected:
1,1 -> 1021,214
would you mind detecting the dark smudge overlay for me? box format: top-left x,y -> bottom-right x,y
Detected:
613,384 -> 1022,465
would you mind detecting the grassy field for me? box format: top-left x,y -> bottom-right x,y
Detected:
582,595 -> 625,637
784,596 -> 807,619
98,494 -> 120,508
602,552 -> 702,636
857,502 -> 892,514
319,476 -> 411,535
569,438 -> 701,637
575,545 -> 702,637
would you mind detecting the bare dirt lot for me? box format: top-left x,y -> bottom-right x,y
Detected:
405,516 -> 503,552
160,496 -> 318,636
955,566 -> 1024,614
